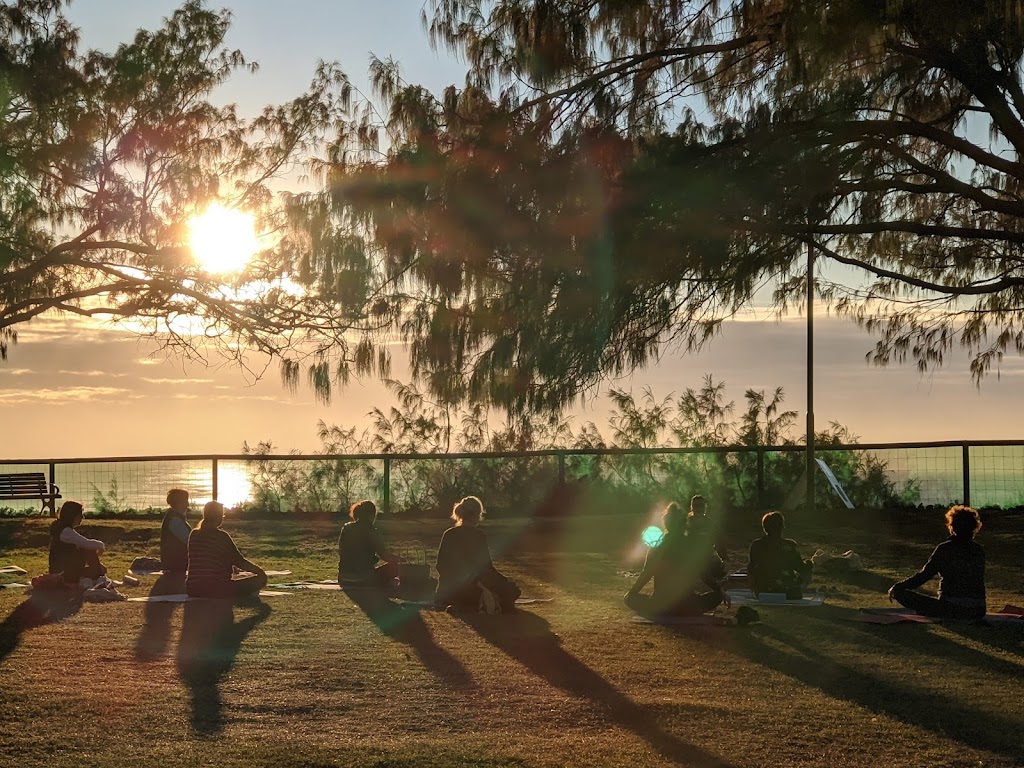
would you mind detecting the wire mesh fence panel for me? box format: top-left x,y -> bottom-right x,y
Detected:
969,445 -> 1024,508
856,447 -> 964,507
387,455 -> 561,517
3,441 -> 1022,517
54,459 -> 216,513
240,457 -> 384,514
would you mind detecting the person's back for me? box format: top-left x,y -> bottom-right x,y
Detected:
160,489 -> 191,573
338,519 -> 379,580
748,535 -> 804,592
889,505 -> 986,620
434,495 -> 519,612
435,524 -> 491,597
625,501 -> 725,618
916,536 -> 985,603
747,511 -> 810,597
186,525 -> 241,595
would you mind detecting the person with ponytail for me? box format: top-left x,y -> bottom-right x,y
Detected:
434,496 -> 520,613
185,501 -> 266,600
625,501 -> 727,618
48,501 -> 108,586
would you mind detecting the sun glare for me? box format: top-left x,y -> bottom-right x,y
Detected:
188,203 -> 260,274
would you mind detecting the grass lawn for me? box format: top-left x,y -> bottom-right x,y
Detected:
1,508 -> 1022,768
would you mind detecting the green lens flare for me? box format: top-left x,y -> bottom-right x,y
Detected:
641,526 -> 664,548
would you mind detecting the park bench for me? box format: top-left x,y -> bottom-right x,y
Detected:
0,472 -> 61,515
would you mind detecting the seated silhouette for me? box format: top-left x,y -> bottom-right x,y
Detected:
337,499 -> 399,588
747,511 -> 812,598
435,496 -> 520,613
186,501 -> 266,600
889,505 -> 986,620
625,501 -> 726,617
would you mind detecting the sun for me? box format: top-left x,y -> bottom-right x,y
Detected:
188,203 -> 260,274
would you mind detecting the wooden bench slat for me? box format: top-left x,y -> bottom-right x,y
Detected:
0,473 -> 60,511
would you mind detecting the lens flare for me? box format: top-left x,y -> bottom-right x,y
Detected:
641,525 -> 664,548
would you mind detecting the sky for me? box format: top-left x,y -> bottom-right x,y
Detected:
2,1 -> 1022,459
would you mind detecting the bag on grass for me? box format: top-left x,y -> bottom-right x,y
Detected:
30,572 -> 67,590
394,540 -> 433,596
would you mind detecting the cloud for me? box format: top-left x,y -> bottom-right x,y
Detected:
0,386 -> 140,404
0,368 -> 33,376
141,377 -> 215,385
58,370 -> 130,378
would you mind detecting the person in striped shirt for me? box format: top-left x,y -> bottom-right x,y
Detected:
185,501 -> 266,599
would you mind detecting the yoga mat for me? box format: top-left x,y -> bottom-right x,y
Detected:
725,589 -> 825,607
130,568 -> 292,577
853,609 -> 940,624
631,614 -> 733,626
127,590 -> 290,603
272,581 -> 341,590
0,566 -> 28,575
0,582 -> 29,589
397,597 -> 553,609
982,613 -> 1024,626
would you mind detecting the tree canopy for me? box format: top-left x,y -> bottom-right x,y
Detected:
319,0 -> 1024,413
0,0 -> 389,393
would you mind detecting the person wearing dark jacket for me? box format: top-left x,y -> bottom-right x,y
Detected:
748,511 -> 812,597
160,488 -> 191,573
337,499 -> 399,587
48,501 -> 107,586
435,496 -> 520,613
625,502 -> 727,617
889,505 -> 986,620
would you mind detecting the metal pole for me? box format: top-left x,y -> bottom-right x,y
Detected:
806,241 -> 816,513
383,457 -> 391,514
962,444 -> 971,507
756,449 -> 765,509
211,458 -> 218,501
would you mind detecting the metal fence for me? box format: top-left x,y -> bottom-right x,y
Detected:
1,440 -> 1022,515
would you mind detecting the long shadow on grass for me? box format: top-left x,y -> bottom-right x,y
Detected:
176,598 -> 272,737
460,609 -> 736,768
0,591 -> 82,664
134,572 -> 186,662
727,610 -> 1024,760
343,587 -> 475,691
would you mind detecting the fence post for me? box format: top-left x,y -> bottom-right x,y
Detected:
756,449 -> 765,509
961,444 -> 970,507
383,456 -> 391,514
49,461 -> 57,516
212,458 -> 219,502
558,452 -> 566,486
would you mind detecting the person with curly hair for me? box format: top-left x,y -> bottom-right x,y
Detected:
889,505 -> 986,620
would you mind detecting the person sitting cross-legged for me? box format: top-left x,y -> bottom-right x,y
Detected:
625,502 -> 727,618
888,505 -> 986,621
185,501 -> 266,600
337,499 -> 399,588
48,501 -> 108,587
435,496 -> 520,614
748,511 -> 813,598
